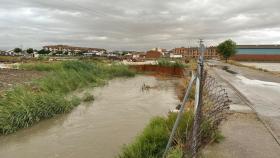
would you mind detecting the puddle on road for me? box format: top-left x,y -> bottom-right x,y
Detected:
236,75 -> 280,87
235,75 -> 280,117
221,66 -> 238,74
0,75 -> 180,158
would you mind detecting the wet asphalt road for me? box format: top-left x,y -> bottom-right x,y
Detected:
207,60 -> 280,142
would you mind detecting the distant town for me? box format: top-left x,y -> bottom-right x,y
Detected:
1,44 -> 280,61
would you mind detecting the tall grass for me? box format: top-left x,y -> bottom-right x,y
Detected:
0,87 -> 79,133
0,61 -> 135,134
20,62 -> 62,71
166,147 -> 184,158
118,111 -> 222,157
119,111 -> 193,158
0,55 -> 21,62
157,59 -> 186,68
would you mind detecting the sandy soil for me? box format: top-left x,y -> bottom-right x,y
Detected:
0,69 -> 45,92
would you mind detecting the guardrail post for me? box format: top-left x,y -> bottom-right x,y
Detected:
162,72 -> 196,158
190,39 -> 205,158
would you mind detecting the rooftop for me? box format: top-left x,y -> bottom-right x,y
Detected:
43,45 -> 106,51
237,45 -> 280,49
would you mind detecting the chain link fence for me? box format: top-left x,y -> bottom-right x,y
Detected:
163,40 -> 230,158
190,71 -> 231,157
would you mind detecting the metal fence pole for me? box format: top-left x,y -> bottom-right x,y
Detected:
190,39 -> 205,158
162,73 -> 197,158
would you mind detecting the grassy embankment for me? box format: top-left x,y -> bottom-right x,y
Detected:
0,61 -> 135,134
119,112 -> 223,158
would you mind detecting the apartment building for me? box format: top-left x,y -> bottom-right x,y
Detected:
172,46 -> 219,59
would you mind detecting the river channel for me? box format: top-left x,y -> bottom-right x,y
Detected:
0,75 -> 180,158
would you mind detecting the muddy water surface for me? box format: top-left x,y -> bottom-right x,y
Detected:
0,75 -> 179,158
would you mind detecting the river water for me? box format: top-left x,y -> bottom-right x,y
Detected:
0,75 -> 180,158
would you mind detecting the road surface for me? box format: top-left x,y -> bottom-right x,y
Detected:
208,60 -> 280,143
202,60 -> 280,157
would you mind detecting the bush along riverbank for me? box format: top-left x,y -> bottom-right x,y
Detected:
0,61 -> 135,134
118,112 -> 223,158
118,76 -> 228,158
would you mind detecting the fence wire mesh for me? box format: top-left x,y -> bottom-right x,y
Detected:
190,70 -> 231,157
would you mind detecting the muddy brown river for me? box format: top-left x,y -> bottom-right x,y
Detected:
0,75 -> 180,158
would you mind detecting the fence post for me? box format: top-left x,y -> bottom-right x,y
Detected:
190,39 -> 205,158
162,72 -> 196,158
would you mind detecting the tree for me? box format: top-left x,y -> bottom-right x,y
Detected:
14,48 -> 22,53
26,48 -> 34,54
38,49 -> 50,55
217,39 -> 237,62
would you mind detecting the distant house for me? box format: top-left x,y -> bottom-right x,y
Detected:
146,50 -> 162,60
169,53 -> 183,58
43,45 -> 106,56
123,53 -> 133,60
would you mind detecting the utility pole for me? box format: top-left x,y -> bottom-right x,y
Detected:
190,39 -> 205,158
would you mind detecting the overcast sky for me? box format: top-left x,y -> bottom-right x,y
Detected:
0,0 -> 280,51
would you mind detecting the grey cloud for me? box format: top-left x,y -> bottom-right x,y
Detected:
0,0 -> 280,51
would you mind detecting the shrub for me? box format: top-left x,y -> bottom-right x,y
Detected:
82,93 -> 95,102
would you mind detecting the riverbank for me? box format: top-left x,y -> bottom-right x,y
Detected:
0,61 -> 135,134
118,72 -> 227,157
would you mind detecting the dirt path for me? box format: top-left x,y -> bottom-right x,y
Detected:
201,64 -> 280,158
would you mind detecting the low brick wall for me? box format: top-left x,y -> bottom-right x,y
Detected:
231,54 -> 280,61
130,65 -> 185,77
